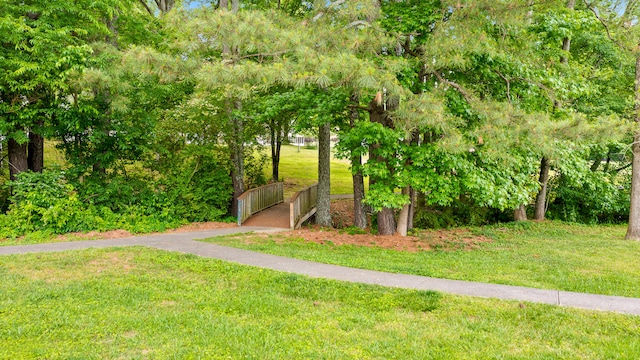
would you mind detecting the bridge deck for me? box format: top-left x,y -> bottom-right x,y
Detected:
241,201 -> 291,228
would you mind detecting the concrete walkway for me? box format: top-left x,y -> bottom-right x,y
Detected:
2,227 -> 640,316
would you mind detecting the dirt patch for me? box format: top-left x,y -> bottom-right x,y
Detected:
163,221 -> 237,233
53,222 -> 238,242
87,252 -> 136,274
55,229 -> 134,242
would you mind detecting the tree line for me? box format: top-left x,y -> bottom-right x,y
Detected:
1,0 -> 639,238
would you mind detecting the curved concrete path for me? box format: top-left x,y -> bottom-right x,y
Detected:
1,227 -> 640,316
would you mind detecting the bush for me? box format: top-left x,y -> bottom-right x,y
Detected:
158,145 -> 233,222
413,197 -> 511,229
547,170 -> 629,224
0,170 -> 185,239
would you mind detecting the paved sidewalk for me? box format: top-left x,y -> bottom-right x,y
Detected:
2,227 -> 640,316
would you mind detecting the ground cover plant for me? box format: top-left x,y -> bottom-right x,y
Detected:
203,221 -> 640,298
1,247 -> 640,359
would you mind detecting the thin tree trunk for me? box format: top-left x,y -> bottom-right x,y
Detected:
408,187 -> 417,230
626,52 -> 640,240
8,137 -> 28,181
514,204 -> 528,222
229,100 -> 245,217
352,160 -> 366,228
349,92 -> 367,229
396,131 -> 417,236
396,186 -> 411,236
219,0 -> 228,10
273,143 -> 281,181
534,157 -> 550,220
270,121 -> 278,181
561,0 -> 576,63
316,122 -> 332,227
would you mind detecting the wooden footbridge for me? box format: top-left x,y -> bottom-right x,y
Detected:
237,182 -> 318,229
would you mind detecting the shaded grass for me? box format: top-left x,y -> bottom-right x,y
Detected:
203,221 -> 640,298
271,144 -> 362,197
1,247 -> 640,359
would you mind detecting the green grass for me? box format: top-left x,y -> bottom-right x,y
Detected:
2,247 -> 640,359
43,141 -> 68,169
203,221 -> 640,298
269,144 -> 363,197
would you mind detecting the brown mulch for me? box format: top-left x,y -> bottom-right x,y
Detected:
273,199 -> 492,252
278,226 -> 491,252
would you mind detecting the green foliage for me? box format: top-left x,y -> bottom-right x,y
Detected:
547,146 -> 630,223
157,145 -> 233,222
414,198 -> 512,229
0,170 -> 187,239
244,151 -> 268,189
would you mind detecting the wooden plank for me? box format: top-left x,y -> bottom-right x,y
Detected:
295,207 -> 317,230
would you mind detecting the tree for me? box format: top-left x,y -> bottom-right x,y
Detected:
0,0 -> 155,182
580,0 -> 640,239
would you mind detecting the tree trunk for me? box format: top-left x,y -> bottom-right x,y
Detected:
514,204 -> 528,222
562,0 -> 576,62
316,122 -> 332,227
352,161 -> 367,228
229,100 -> 245,217
8,138 -> 28,181
349,92 -> 367,229
378,208 -> 396,235
270,121 -> 279,181
408,187 -> 417,230
626,53 -> 640,240
230,140 -> 244,217
534,157 -> 550,220
396,132 -> 418,236
219,0 -> 229,10
27,128 -> 44,173
396,186 -> 411,236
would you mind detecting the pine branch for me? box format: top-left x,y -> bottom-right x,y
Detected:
583,1 -> 622,48
494,70 -> 512,104
345,20 -> 370,29
234,50 -> 290,61
512,76 -> 558,104
431,71 -> 473,103
138,0 -> 153,16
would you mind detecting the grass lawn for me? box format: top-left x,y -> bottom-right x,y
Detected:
203,221 -> 640,298
2,247 -> 639,359
269,144 -> 362,197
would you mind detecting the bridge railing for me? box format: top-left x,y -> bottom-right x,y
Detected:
289,183 -> 318,229
237,182 -> 284,226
